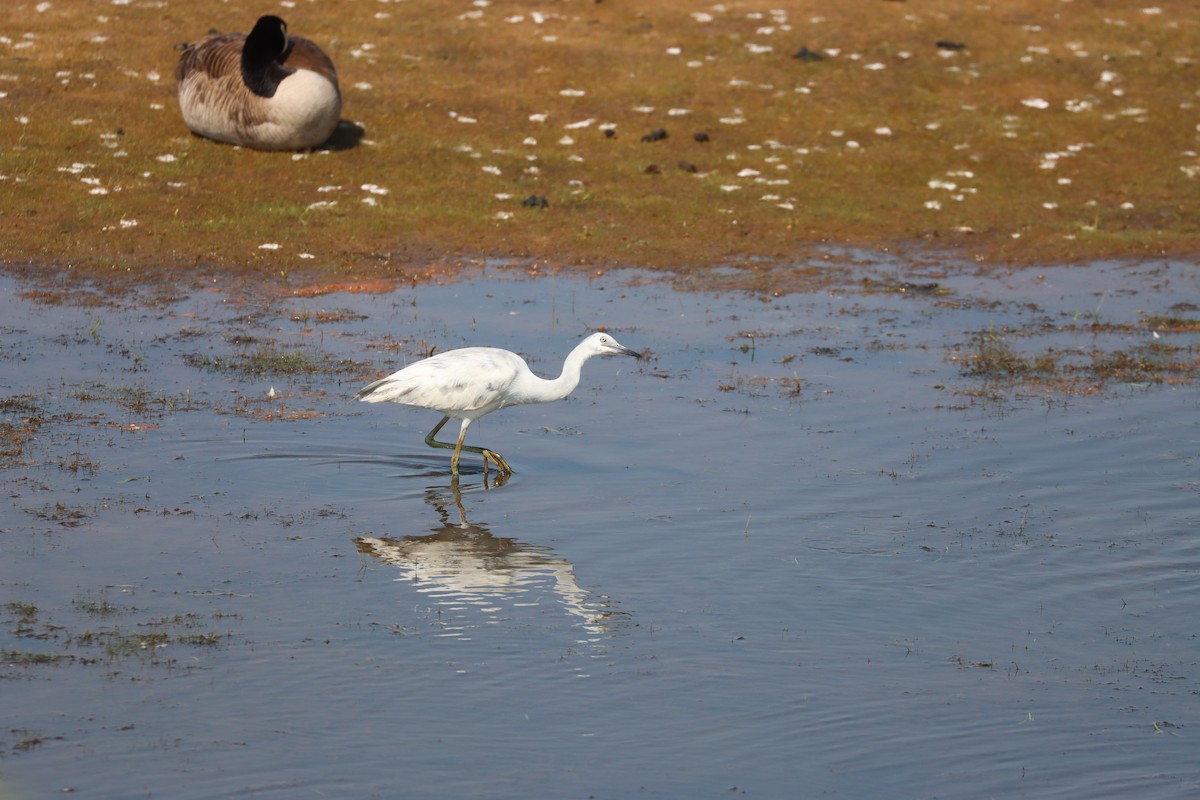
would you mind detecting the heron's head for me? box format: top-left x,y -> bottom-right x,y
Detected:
590,331 -> 642,360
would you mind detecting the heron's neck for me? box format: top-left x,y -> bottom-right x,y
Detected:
515,343 -> 592,404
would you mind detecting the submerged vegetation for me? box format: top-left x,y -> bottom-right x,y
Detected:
0,396 -> 43,467
2,591 -> 233,676
72,383 -> 161,414
183,344 -> 351,376
957,321 -> 1200,391
1,1 -> 1199,289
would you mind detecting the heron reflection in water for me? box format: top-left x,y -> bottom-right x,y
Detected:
354,479 -> 621,636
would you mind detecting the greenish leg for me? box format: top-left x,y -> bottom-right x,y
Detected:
423,416 -> 462,473
423,416 -> 513,477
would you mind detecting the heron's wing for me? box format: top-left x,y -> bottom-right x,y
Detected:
355,348 -> 524,414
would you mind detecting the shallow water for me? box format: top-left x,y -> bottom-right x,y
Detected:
1,261 -> 1197,798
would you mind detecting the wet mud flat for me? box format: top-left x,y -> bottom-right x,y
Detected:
1,259 -> 1197,798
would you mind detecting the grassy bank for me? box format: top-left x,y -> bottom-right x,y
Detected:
1,0 -> 1197,289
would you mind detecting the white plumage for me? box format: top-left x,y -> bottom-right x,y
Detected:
355,332 -> 642,476
176,15 -> 341,151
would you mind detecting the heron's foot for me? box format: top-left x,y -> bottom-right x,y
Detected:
482,449 -> 513,477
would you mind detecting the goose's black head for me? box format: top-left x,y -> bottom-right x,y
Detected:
241,15 -> 292,97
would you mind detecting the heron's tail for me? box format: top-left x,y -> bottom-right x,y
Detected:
354,377 -> 389,401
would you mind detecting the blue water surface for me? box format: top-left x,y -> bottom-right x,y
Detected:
1,260 -> 1197,798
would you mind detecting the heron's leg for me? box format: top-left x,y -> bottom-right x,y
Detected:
451,420 -> 470,475
423,416 -> 463,473
423,416 -> 455,450
451,423 -> 515,477
423,416 -> 513,476
482,449 -> 513,476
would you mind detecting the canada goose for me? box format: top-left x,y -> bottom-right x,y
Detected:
176,15 -> 341,151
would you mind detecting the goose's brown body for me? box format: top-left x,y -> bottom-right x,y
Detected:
176,16 -> 341,150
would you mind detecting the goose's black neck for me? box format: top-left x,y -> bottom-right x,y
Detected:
241,15 -> 293,98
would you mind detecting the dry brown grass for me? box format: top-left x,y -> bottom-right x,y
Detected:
1,0 -> 1198,289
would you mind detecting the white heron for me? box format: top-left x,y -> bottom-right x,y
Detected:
354,332 -> 642,476
176,15 -> 342,151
